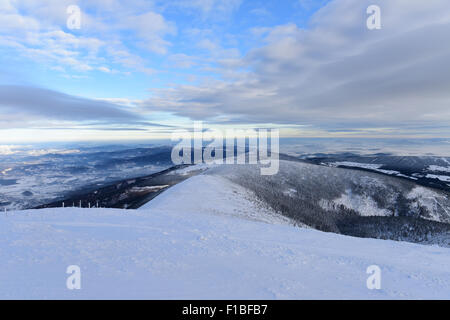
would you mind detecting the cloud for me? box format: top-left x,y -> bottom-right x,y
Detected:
249,8 -> 271,17
141,0 -> 450,136
122,11 -> 176,55
167,54 -> 198,69
173,0 -> 242,17
0,0 -> 175,75
0,85 -> 143,128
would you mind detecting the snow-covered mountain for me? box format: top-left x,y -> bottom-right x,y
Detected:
0,146 -> 173,211
304,154 -> 450,193
1,171 -> 449,299
204,161 -> 450,245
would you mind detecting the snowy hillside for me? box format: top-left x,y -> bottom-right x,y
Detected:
1,173 -> 449,299
204,161 -> 450,247
0,146 -> 173,211
140,175 -> 292,225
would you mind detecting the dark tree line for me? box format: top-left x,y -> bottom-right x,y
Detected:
207,160 -> 450,246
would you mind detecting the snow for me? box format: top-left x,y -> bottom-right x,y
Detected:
329,162 -> 383,170
1,168 -> 12,175
377,169 -> 401,175
426,174 -> 450,183
283,188 -> 298,197
1,174 -> 450,299
332,189 -> 392,217
167,163 -> 218,176
130,185 -> 169,192
328,162 -> 412,180
406,186 -> 450,222
140,174 -> 291,225
428,165 -> 450,173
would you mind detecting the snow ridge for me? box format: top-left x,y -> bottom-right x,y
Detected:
1,173 -> 450,299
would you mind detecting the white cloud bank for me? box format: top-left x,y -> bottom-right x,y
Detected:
141,0 -> 450,136
0,0 -> 175,74
0,85 -> 143,129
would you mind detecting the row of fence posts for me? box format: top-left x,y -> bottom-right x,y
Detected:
2,200 -> 102,215
62,200 -> 100,208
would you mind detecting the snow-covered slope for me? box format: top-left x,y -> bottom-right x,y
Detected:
206,161 -> 450,229
1,174 -> 449,299
140,174 -> 292,225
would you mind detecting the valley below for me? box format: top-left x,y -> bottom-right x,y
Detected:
1,145 -> 450,299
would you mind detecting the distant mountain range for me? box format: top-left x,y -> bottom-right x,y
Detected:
2,145 -> 450,248
206,160 -> 450,246
0,146 -> 174,210
303,153 -> 450,193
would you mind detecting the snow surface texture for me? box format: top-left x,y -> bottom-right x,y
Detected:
206,161 -> 450,225
140,175 -> 292,225
1,174 -> 450,299
0,146 -> 173,210
329,162 -> 415,181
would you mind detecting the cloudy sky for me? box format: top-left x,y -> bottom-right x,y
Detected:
1,0 -> 450,142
